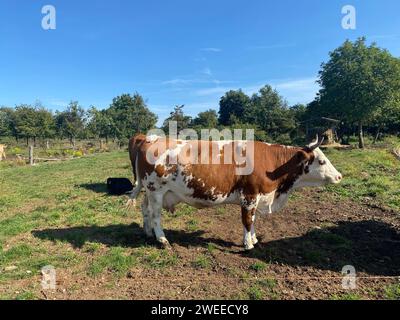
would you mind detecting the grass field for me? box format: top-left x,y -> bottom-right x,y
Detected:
0,145 -> 399,300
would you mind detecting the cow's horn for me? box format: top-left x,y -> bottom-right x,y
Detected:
308,134 -> 324,151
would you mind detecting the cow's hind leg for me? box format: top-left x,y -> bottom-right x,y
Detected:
141,194 -> 153,238
241,206 -> 256,251
147,191 -> 169,247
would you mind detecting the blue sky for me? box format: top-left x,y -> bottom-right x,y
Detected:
1,0 -> 399,125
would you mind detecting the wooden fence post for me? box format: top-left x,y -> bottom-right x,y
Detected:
29,145 -> 34,165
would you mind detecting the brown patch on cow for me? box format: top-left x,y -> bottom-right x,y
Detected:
264,149 -> 315,197
241,207 -> 255,232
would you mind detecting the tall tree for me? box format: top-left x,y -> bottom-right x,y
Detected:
107,93 -> 157,139
245,85 -> 296,143
12,105 -> 38,145
0,107 -> 14,137
218,90 -> 250,126
35,107 -> 56,141
55,101 -> 86,147
162,105 -> 192,133
317,37 -> 400,148
87,106 -> 115,142
192,109 -> 218,128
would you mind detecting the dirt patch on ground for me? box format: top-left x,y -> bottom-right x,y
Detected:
8,189 -> 400,300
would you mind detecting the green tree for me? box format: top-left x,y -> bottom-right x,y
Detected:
218,90 -> 250,125
55,101 -> 86,147
245,85 -> 296,143
162,105 -> 192,133
317,37 -> 400,148
87,106 -> 115,142
192,109 -> 218,128
107,93 -> 157,139
371,97 -> 400,142
35,107 -> 56,141
0,107 -> 14,137
13,105 -> 38,145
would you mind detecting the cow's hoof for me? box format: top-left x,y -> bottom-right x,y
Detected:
158,237 -> 171,249
243,243 -> 254,251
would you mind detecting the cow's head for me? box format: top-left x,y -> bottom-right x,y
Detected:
295,136 -> 342,188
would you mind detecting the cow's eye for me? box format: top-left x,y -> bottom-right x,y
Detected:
319,160 -> 326,165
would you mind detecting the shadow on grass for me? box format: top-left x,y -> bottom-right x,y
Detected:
78,183 -> 108,194
33,220 -> 400,276
32,222 -> 236,250
246,220 -> 400,276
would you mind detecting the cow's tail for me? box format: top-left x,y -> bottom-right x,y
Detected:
126,135 -> 144,208
126,157 -> 142,208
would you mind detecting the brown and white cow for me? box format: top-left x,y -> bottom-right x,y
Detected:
0,144 -> 7,161
128,134 -> 342,250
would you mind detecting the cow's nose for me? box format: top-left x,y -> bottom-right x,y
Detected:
336,174 -> 342,181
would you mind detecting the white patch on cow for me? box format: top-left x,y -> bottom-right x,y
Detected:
243,227 -> 254,250
295,147 -> 342,188
251,215 -> 258,245
146,134 -> 160,143
257,190 -> 290,215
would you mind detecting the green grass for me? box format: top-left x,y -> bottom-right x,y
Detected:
88,247 -> 137,277
330,293 -> 362,300
249,261 -> 268,272
242,277 -> 278,300
138,247 -> 179,269
186,218 -> 199,231
246,285 -> 264,300
192,254 -> 212,269
323,147 -> 400,211
384,284 -> 400,300
15,291 -> 37,300
206,242 -> 218,254
0,243 -> 80,281
0,144 -> 399,298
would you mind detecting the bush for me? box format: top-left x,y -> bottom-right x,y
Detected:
10,147 -> 22,155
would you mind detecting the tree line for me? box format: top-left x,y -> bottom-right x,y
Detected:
1,38 -> 400,148
0,94 -> 158,147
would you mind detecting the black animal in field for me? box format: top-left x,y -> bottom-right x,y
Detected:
106,178 -> 133,195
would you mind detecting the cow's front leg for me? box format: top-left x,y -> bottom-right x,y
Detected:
148,192 -> 169,247
251,214 -> 258,246
241,206 -> 256,251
